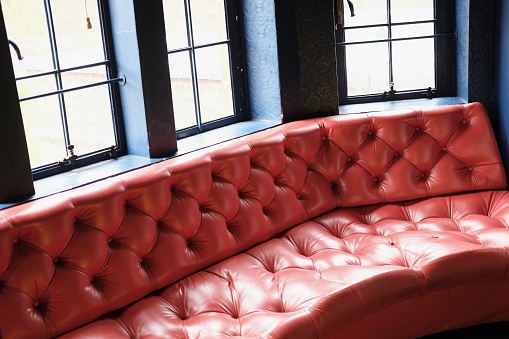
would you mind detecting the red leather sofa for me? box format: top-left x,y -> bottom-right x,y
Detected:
1,102 -> 509,338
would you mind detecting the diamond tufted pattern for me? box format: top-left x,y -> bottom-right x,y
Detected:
0,102 -> 507,338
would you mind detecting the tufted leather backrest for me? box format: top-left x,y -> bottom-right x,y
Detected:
0,102 -> 505,338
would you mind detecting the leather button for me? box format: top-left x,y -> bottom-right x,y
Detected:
442,147 -> 447,151
394,152 -> 399,157
462,119 -> 467,124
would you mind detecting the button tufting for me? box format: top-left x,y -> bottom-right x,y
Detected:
415,127 -> 420,131
368,131 -> 373,136
12,238 -> 18,244
347,157 -> 352,162
321,135 -> 327,141
394,152 -> 399,157
421,173 -> 426,178
462,119 -> 467,124
468,167 -> 473,171
442,147 -> 447,151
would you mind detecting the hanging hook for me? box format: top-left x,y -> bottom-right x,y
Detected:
346,0 -> 355,17
8,39 -> 23,60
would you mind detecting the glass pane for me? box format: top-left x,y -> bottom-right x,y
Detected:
51,0 -> 105,69
190,0 -> 227,46
169,51 -> 197,130
345,42 -> 389,96
195,44 -> 234,123
64,88 -> 116,155
21,96 -> 66,168
345,27 -> 387,44
391,0 -> 434,23
392,23 -> 434,39
61,68 -> 116,155
344,0 -> 387,27
16,75 -> 57,102
163,0 -> 189,50
1,0 -> 54,75
392,38 -> 435,91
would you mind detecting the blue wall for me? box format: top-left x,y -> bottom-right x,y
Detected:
456,1 -> 469,101
242,0 -> 282,121
493,0 -> 509,172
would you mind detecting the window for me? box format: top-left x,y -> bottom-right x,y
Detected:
335,0 -> 456,104
162,0 -> 246,139
2,0 -> 123,179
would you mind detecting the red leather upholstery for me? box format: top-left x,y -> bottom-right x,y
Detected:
0,102 -> 507,338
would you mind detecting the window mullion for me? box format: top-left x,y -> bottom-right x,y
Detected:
387,0 -> 394,89
223,0 -> 236,117
44,0 -> 72,152
184,0 -> 202,131
95,0 -> 123,153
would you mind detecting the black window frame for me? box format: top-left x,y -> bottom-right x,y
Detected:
164,0 -> 248,140
335,0 -> 456,105
7,0 -> 125,180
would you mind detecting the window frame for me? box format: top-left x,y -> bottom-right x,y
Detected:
164,0 -> 248,140
7,0 -> 126,180
335,0 -> 456,105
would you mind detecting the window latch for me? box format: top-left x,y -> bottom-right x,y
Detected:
383,82 -> 396,97
67,145 -> 78,162
426,87 -> 433,98
59,145 -> 79,165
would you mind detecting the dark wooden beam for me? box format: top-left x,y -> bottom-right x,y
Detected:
0,4 -> 35,203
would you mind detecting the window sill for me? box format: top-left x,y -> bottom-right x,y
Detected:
0,119 -> 279,210
339,97 -> 467,114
